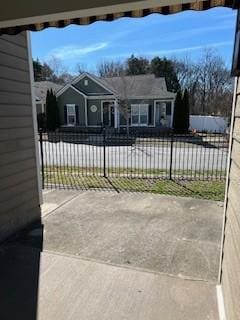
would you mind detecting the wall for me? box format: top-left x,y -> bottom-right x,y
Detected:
190,115 -> 228,133
87,100 -> 102,126
221,78 -> 240,320
74,76 -> 111,95
57,87 -> 86,126
0,32 -> 41,241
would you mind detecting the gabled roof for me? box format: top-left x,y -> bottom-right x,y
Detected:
57,73 -> 175,100
34,81 -> 62,103
72,72 -> 117,95
56,84 -> 87,98
100,74 -> 175,99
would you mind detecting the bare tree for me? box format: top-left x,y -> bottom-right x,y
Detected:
97,60 -> 126,77
196,49 -> 233,116
117,75 -> 134,134
46,56 -> 74,84
103,71 -> 138,134
173,49 -> 233,117
75,63 -> 88,74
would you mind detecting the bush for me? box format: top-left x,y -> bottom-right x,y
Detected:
173,89 -> 190,133
46,89 -> 59,131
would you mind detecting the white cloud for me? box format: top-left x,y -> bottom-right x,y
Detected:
48,42 -> 108,60
147,41 -> 233,56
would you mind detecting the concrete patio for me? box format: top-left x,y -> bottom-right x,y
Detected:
0,190 -> 224,319
41,190 -> 223,282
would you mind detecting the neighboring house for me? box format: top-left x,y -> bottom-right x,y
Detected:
56,73 -> 175,130
34,81 -> 62,114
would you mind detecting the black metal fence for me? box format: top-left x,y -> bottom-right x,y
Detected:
39,129 -> 229,189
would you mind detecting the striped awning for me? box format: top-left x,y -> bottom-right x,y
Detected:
0,0 -> 236,36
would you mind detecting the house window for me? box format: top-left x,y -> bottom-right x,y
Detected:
84,79 -> 88,86
66,104 -> 76,126
131,104 -> 148,126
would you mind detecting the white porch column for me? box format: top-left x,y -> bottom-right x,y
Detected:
114,100 -> 119,129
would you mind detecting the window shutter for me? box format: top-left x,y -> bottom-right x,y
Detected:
75,105 -> 79,125
64,105 -> 67,124
148,105 -> 153,125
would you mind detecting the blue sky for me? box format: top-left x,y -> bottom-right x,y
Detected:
31,8 -> 236,74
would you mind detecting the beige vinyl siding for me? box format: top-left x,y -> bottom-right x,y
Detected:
0,32 -> 40,242
221,78 -> 240,320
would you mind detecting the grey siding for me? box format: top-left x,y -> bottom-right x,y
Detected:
0,32 -> 40,241
57,87 -> 86,126
87,100 -> 102,126
221,78 -> 240,320
74,76 -> 111,95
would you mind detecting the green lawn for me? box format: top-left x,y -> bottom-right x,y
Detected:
44,167 -> 225,201
44,165 -> 226,180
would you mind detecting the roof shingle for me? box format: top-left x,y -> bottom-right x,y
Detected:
100,74 -> 175,99
34,81 -> 63,103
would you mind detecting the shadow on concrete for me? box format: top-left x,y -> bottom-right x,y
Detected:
0,222 -> 43,320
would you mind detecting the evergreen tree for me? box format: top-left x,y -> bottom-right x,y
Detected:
182,89 -> 190,133
126,55 -> 149,75
33,58 -> 43,81
46,89 -> 59,131
150,57 -> 180,92
173,91 -> 183,133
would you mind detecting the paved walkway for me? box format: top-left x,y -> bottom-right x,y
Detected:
0,245 -> 219,320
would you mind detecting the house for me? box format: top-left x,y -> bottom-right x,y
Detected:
56,73 -> 175,130
34,81 -> 62,114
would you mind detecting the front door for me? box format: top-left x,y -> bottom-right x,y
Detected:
103,101 -> 115,127
155,101 -> 167,127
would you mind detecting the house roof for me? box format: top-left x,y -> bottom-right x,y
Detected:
34,81 -> 63,103
58,73 -> 175,100
100,74 -> 175,99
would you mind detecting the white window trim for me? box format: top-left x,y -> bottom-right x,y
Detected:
66,104 -> 76,126
131,104 -> 149,127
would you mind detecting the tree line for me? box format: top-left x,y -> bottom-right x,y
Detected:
97,49 -> 233,118
33,57 -> 74,84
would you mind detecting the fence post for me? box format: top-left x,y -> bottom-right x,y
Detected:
39,129 -> 45,189
103,127 -> 107,178
169,132 -> 174,180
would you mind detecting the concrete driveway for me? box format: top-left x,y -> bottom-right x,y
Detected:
41,189 -> 223,282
